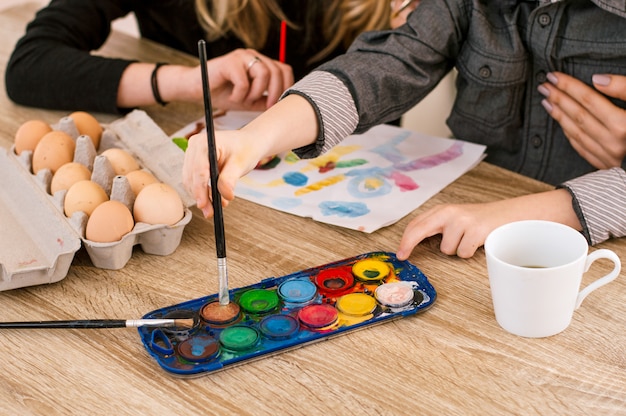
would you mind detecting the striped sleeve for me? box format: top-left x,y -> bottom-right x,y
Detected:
281,71 -> 358,159
559,167 -> 626,245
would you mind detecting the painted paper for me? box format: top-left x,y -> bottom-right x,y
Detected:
173,112 -> 486,233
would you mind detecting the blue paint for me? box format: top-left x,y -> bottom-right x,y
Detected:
283,171 -> 308,186
272,197 -> 302,210
278,279 -> 317,303
345,168 -> 393,199
259,315 -> 299,340
237,188 -> 266,198
370,132 -> 411,163
319,201 -> 369,218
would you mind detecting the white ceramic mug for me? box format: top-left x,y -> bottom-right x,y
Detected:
484,220 -> 621,338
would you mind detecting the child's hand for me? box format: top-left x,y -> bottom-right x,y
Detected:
396,189 -> 580,259
182,129 -> 264,217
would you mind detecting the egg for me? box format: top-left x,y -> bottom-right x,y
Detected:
126,169 -> 159,196
14,119 -> 52,155
64,180 -> 109,217
100,148 -> 140,175
50,162 -> 92,194
86,200 -> 134,242
133,183 -> 184,225
70,111 -> 102,149
31,130 -> 76,174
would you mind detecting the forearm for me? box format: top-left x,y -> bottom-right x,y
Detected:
117,63 -> 197,108
239,94 -> 319,158
494,189 -> 581,231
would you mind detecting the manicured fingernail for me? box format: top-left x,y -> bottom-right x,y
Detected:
546,72 -> 558,85
537,85 -> 550,97
541,99 -> 553,113
592,74 -> 611,86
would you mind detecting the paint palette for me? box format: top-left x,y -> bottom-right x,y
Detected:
138,251 -> 436,376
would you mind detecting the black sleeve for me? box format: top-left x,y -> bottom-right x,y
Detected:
5,0 -> 137,114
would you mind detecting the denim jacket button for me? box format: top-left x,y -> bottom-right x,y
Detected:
536,71 -> 546,83
531,135 -> 543,148
538,13 -> 551,27
479,65 -> 492,78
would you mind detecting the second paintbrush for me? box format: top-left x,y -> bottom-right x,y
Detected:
198,39 -> 230,306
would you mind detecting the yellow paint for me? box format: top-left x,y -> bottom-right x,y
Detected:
352,259 -> 390,281
301,145 -> 362,172
294,174 -> 345,196
336,293 -> 377,316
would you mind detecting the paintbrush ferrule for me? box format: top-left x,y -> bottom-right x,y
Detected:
217,257 -> 230,305
125,319 -> 178,328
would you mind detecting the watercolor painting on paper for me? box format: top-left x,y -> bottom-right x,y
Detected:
173,112 -> 486,233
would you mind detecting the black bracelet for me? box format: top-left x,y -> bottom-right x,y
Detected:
151,62 -> 168,106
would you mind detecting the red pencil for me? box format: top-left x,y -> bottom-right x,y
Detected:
279,20 -> 287,63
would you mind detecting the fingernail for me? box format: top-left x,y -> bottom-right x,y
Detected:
592,74 -> 611,86
546,72 -> 558,85
537,84 -> 550,97
541,98 -> 553,113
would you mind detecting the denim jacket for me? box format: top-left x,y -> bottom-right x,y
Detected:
286,0 -> 626,245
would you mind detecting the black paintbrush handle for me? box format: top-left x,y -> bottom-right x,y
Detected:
0,320 -> 127,329
198,39 -> 226,259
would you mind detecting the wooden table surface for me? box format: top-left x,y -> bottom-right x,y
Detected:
1,4 -> 625,415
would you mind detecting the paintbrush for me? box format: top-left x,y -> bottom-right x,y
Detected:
0,318 -> 196,329
198,39 -> 230,306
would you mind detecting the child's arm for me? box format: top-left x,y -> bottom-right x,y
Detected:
396,189 -> 581,259
182,94 -> 318,217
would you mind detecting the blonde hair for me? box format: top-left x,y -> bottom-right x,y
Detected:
195,0 -> 391,64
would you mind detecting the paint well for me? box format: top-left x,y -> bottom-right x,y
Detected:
314,268 -> 355,296
177,335 -> 219,362
239,289 -> 279,315
297,304 -> 338,328
219,326 -> 260,351
278,279 -> 317,303
375,282 -> 415,307
259,315 -> 299,340
336,293 -> 377,316
200,301 -> 241,326
352,259 -> 390,281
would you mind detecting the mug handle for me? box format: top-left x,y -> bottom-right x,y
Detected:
575,249 -> 621,309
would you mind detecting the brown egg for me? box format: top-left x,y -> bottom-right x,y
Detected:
100,148 -> 140,175
133,183 -> 184,225
86,200 -> 134,242
64,180 -> 109,217
126,170 -> 159,196
70,111 -> 102,149
32,131 -> 76,174
14,119 -> 53,155
50,162 -> 92,194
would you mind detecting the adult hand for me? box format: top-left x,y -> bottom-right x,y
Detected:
390,0 -> 420,29
538,72 -> 626,169
152,48 -> 293,111
395,189 -> 580,260
205,48 -> 294,110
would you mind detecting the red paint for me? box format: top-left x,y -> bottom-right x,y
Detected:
298,304 -> 338,328
314,267 -> 355,297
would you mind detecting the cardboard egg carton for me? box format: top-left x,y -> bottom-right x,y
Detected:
0,110 -> 194,290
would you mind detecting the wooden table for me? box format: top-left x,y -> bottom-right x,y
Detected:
1,4 -> 624,415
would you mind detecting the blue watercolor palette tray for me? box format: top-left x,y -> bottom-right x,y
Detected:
138,251 -> 436,377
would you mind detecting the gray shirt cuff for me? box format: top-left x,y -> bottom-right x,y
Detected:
281,71 -> 358,158
560,167 -> 626,245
